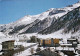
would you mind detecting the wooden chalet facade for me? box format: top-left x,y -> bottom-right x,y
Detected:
40,38 -> 60,47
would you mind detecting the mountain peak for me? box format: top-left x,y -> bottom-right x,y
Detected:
26,15 -> 31,17
77,1 -> 80,3
73,1 -> 80,7
1,2 -> 80,35
47,8 -> 55,11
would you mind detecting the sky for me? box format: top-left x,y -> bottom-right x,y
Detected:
0,0 -> 79,24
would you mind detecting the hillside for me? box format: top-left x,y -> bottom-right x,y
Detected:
0,2 -> 80,37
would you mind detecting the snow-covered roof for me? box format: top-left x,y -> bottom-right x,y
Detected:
0,38 -> 15,43
67,39 -> 77,40
60,44 -> 72,46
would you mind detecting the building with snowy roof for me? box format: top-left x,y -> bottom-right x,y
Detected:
2,39 -> 15,51
0,38 -> 15,51
0,32 -> 15,51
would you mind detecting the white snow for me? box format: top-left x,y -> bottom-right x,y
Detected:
0,52 -> 2,55
0,32 -> 6,38
13,15 -> 39,26
39,29 -> 71,39
71,30 -> 80,37
14,42 -> 36,47
0,38 -> 14,43
0,2 -> 80,36
0,32 -> 15,43
20,29 -> 72,44
0,2 -> 80,56
60,44 -> 72,46
15,44 -> 38,56
2,2 -> 80,29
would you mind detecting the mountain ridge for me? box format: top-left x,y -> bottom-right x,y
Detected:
0,2 -> 80,36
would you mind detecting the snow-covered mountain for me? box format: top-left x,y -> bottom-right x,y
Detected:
39,6 -> 80,34
0,2 -> 80,36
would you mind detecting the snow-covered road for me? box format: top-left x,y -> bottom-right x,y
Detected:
14,42 -> 37,56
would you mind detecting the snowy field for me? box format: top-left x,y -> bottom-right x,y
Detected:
14,44 -> 38,56
0,28 -> 80,56
14,46 -> 80,56
14,42 -> 36,47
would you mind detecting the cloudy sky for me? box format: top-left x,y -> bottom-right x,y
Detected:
0,0 -> 79,24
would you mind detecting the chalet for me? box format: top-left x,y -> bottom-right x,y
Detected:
0,32 -> 15,51
40,38 -> 60,47
0,38 -> 15,51
2,40 -> 15,51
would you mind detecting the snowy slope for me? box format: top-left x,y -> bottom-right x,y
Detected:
2,2 -> 80,27
0,2 -> 80,35
0,32 -> 6,38
39,4 -> 80,34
